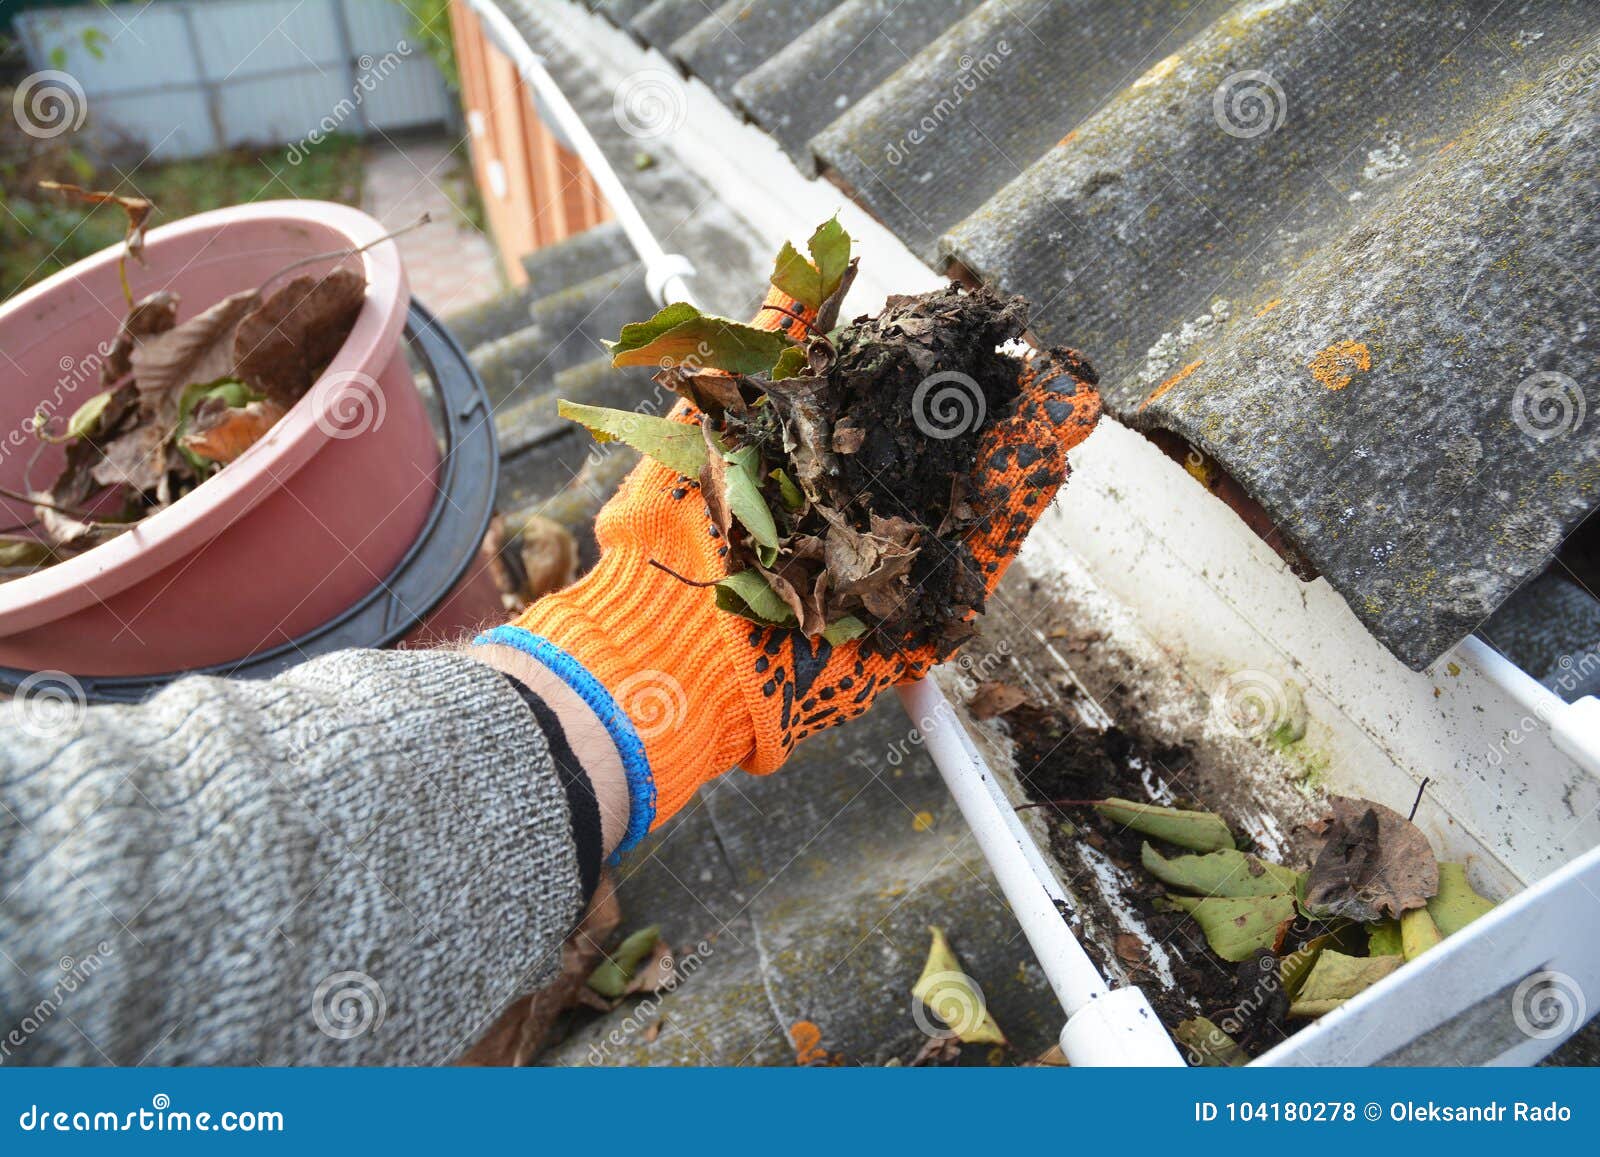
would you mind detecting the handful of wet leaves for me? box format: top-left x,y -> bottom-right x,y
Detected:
0,184 -> 387,580
559,217 -> 1038,657
1064,792 -> 1497,1065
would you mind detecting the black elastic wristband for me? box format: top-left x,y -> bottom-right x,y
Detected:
500,673 -> 603,903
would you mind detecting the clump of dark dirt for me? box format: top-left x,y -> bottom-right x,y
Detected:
828,287 -> 1028,525
792,287 -> 1031,657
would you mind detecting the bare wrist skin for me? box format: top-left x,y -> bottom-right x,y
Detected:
470,642 -> 630,856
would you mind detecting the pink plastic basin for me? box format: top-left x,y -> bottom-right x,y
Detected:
0,201 -> 442,676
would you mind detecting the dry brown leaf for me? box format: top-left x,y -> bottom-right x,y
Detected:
40,181 -> 153,263
823,514 -> 919,619
909,1033 -> 963,1067
102,291 -> 179,386
129,290 -> 261,414
657,366 -> 747,415
623,936 -> 677,995
1114,932 -> 1147,964
969,680 -> 1028,720
643,1019 -> 663,1043
831,421 -> 865,454
91,422 -> 167,491
1303,796 -> 1439,922
180,398 -> 285,464
234,268 -> 366,403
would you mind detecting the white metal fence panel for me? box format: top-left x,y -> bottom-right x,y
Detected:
16,0 -> 451,160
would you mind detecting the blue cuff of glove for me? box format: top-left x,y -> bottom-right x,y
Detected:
474,624 -> 656,857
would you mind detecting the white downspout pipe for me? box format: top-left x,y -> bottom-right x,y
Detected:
465,0 -> 1182,1066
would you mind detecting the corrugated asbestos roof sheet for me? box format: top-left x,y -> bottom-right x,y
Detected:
578,0 -> 1600,669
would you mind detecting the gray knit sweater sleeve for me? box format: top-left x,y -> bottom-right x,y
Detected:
0,649 -> 587,1066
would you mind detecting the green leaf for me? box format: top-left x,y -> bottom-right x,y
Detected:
770,241 -> 824,311
722,444 -> 778,550
714,569 -> 797,627
557,401 -> 709,478
1288,950 -> 1403,1018
1175,1016 -> 1249,1067
607,301 -> 702,354
1167,893 -> 1296,961
770,467 -> 805,510
1140,842 -> 1300,897
1279,931 -> 1348,999
807,215 -> 852,303
767,217 -> 852,314
587,926 -> 660,998
1426,862 -> 1496,937
770,345 -> 808,382
1367,920 -> 1403,956
912,926 -> 1005,1044
606,303 -> 793,376
0,536 -> 54,569
64,390 -> 116,440
1400,905 -> 1442,961
822,615 -> 868,645
1096,798 -> 1235,852
177,380 -> 264,472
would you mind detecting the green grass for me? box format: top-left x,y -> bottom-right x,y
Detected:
1,135 -> 365,301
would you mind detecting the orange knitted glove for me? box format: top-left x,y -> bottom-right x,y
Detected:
481,290 -> 1100,852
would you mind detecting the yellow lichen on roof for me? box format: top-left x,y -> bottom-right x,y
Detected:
1140,358 -> 1204,410
1308,340 -> 1371,391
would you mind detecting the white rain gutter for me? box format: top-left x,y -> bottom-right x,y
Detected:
464,0 -> 1183,1066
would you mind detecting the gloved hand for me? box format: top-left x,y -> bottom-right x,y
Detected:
479,287 -> 1100,852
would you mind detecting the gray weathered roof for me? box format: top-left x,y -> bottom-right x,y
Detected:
588,0 -> 1600,669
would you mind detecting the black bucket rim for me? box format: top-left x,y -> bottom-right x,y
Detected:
0,299 -> 498,704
